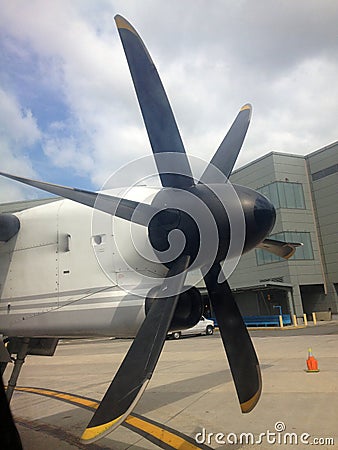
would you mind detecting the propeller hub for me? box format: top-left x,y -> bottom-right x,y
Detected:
148,208 -> 200,266
147,183 -> 276,269
147,184 -> 239,269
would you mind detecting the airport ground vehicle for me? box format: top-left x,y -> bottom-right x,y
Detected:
168,317 -> 214,339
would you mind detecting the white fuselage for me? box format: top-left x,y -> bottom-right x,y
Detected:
0,186 -> 169,338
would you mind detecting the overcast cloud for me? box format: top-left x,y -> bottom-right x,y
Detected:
0,0 -> 337,202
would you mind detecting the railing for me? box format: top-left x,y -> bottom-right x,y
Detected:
210,314 -> 292,328
243,314 -> 291,327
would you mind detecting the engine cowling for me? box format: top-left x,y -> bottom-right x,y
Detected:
145,286 -> 203,332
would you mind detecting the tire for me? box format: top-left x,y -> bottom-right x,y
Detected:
172,332 -> 181,340
206,325 -> 214,336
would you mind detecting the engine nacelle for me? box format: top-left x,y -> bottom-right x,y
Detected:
145,286 -> 203,332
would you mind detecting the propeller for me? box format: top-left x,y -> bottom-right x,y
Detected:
82,15 -> 267,441
0,14 -> 301,444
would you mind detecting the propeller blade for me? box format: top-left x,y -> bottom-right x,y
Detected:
115,15 -> 194,189
257,238 -> 303,259
0,171 -> 176,227
203,263 -> 261,413
200,104 -> 252,183
81,254 -> 191,443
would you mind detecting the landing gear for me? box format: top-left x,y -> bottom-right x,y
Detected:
5,337 -> 30,402
2,337 -> 59,401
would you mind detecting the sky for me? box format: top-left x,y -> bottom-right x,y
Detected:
0,0 -> 337,202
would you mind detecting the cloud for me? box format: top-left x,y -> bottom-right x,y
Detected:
0,88 -> 40,149
0,0 -> 337,201
0,88 -> 41,201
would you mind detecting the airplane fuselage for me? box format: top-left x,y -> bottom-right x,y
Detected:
0,183 -> 275,338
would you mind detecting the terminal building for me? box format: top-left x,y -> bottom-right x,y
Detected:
228,141 -> 337,319
1,141 -> 337,320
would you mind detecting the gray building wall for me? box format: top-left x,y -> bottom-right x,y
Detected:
229,150 -> 331,316
306,141 -> 338,313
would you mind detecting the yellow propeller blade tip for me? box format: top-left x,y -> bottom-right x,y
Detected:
114,15 -> 138,35
81,415 -> 123,443
240,104 -> 252,111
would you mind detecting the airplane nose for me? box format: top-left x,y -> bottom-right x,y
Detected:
254,193 -> 276,238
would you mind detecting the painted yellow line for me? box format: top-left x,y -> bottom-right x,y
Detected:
14,386 -> 99,410
126,415 -> 200,450
14,386 -> 208,450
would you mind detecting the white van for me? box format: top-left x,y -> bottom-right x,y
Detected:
168,316 -> 214,340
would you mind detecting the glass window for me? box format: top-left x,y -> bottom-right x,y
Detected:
294,185 -> 305,208
260,184 -> 269,199
268,183 -> 279,206
255,249 -> 265,265
258,182 -> 305,209
312,163 -> 338,181
277,183 -> 287,208
284,182 -> 297,208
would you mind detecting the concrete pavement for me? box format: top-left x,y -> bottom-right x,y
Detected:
5,322 -> 338,449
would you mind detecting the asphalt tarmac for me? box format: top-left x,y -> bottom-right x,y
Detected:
5,321 -> 338,449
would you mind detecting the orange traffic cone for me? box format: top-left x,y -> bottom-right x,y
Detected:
306,348 -> 320,373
